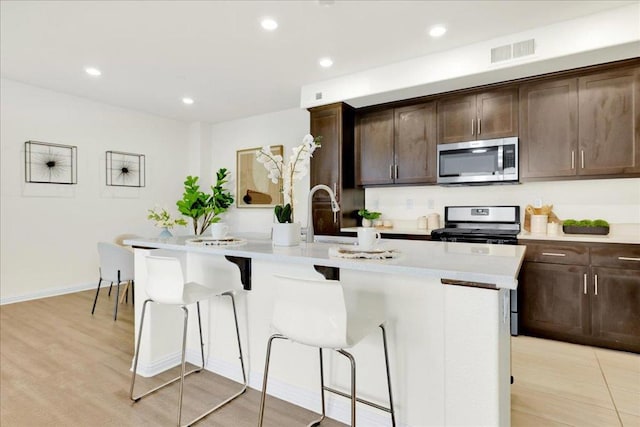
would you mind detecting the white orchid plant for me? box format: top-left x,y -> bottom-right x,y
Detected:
256,134 -> 321,222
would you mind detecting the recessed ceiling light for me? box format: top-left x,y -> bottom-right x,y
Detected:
261,18 -> 278,31
85,67 -> 102,77
429,25 -> 447,38
319,57 -> 333,68
182,97 -> 194,105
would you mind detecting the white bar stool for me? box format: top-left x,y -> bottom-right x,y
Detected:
258,275 -> 396,426
93,242 -> 135,321
130,255 -> 247,427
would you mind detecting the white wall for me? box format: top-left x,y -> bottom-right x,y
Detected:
366,178 -> 640,227
208,108 -> 311,235
0,79 -> 190,303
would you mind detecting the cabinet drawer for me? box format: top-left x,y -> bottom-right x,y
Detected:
590,244 -> 640,269
524,242 -> 589,265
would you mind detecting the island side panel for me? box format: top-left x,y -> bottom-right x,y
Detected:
444,284 -> 511,426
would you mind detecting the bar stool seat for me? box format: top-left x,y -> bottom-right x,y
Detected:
130,255 -> 247,427
258,275 -> 396,426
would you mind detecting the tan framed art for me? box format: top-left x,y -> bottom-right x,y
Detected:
236,145 -> 283,208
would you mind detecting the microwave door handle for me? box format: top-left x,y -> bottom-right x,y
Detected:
497,145 -> 504,172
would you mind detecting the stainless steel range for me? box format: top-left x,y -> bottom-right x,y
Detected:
431,205 -> 521,335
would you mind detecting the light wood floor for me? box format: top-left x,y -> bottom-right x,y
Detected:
1,289 -> 638,426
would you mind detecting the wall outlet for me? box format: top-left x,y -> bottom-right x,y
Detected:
534,198 -> 543,208
427,199 -> 435,209
406,198 -> 414,210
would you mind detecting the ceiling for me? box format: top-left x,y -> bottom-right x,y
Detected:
1,1 -> 634,124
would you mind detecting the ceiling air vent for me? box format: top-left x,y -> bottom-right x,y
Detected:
491,44 -> 512,63
513,39 -> 535,58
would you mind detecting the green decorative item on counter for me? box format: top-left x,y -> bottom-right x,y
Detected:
357,209 -> 382,220
147,207 -> 187,228
274,203 -> 292,224
562,218 -> 610,235
177,168 -> 234,235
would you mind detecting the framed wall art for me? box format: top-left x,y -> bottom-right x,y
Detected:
25,140 -> 78,184
236,145 -> 283,208
106,151 -> 145,187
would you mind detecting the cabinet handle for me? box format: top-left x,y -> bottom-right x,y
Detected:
618,256 -> 640,262
389,164 -> 394,180
571,151 -> 575,169
583,273 -> 587,295
333,182 -> 337,195
471,119 -> 475,136
478,118 -> 481,135
395,164 -> 399,179
594,274 -> 598,296
581,150 -> 585,169
541,252 -> 566,257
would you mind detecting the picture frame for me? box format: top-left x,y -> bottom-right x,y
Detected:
25,140 -> 78,184
236,145 -> 283,208
106,151 -> 145,187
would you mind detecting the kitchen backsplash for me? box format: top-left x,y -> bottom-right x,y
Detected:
365,178 -> 640,225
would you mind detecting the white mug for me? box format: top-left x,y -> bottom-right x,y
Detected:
210,222 -> 230,239
357,227 -> 381,250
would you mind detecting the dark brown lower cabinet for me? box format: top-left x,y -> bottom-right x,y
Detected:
591,266 -> 640,351
520,262 -> 589,337
519,241 -> 640,353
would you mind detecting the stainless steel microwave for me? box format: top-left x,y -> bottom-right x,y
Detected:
437,137 -> 518,185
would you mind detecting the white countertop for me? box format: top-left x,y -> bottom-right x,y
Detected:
125,233 -> 526,290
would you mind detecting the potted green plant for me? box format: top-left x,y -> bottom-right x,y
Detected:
256,134 -> 321,246
147,207 -> 187,237
177,168 -> 234,235
562,218 -> 610,235
357,209 -> 382,227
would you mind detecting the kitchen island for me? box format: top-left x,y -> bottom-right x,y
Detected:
125,234 -> 526,426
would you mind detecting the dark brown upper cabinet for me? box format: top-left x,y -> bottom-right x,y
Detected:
520,65 -> 640,179
309,102 -> 363,235
356,102 -> 436,186
436,88 -> 518,144
520,78 -> 579,178
578,67 -> 640,176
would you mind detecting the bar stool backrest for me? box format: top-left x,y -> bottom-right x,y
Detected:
272,275 -> 348,349
97,242 -> 135,283
145,256 -> 186,304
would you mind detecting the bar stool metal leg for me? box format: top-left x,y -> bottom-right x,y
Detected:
308,348 -> 326,427
380,324 -> 396,427
337,349 -> 357,426
258,334 -> 286,427
177,306 -> 189,427
91,277 -> 103,315
185,294 -> 248,426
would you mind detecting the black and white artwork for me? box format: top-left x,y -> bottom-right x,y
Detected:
25,140 -> 78,184
106,151 -> 145,187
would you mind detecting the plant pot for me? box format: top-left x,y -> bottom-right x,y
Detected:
272,222 -> 301,246
361,218 -> 372,227
159,227 -> 172,238
562,225 -> 610,235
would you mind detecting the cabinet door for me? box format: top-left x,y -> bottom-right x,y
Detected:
394,102 -> 437,184
356,109 -> 394,186
310,105 -> 341,200
311,201 -> 340,235
519,78 -> 578,178
591,267 -> 640,352
436,94 -> 476,144
520,262 -> 589,338
476,88 -> 518,140
578,67 -> 640,176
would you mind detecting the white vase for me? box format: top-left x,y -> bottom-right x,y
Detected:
362,218 -> 372,227
272,222 -> 301,246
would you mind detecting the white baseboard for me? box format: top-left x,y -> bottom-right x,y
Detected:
0,282 -> 97,305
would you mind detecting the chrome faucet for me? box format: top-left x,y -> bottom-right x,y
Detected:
306,184 -> 340,243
